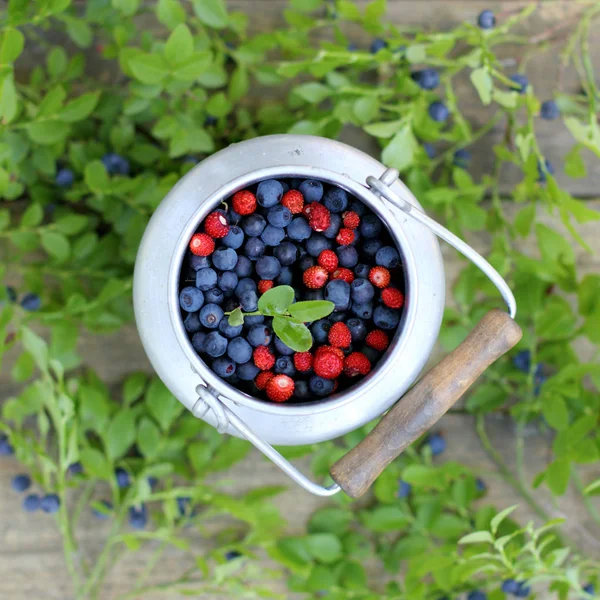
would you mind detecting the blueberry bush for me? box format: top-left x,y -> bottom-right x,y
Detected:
1,0 -> 600,598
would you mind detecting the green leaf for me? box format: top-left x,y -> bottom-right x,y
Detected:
0,75 -> 18,123
363,119 -> 403,138
578,275 -> 600,316
305,533 -> 343,564
276,537 -> 312,566
353,96 -> 379,124
361,506 -> 410,532
12,351 -> 34,382
206,92 -> 233,118
85,160 -> 109,192
164,24 -> 194,65
228,66 -> 249,103
382,125 -> 418,172
458,530 -> 494,545
288,301 -> 334,323
41,231 -> 70,262
584,479 -> 600,496
80,447 -> 112,480
172,52 -> 212,82
258,285 -> 294,315
20,203 -> 43,228
26,121 -> 70,145
470,68 -> 493,105
105,410 -> 136,460
112,0 -> 140,16
514,204 -> 536,237
542,394 -> 569,431
58,92 -> 100,122
228,307 -> 244,327
65,17 -> 92,48
21,327 -> 48,373
401,464 -> 444,489
272,316 -> 312,352
294,82 -> 331,104
308,507 -> 352,536
490,505 -> 518,534
47,47 -> 67,78
137,417 -> 161,459
55,214 -> 89,236
545,457 -> 571,496
157,0 -> 186,29
193,0 -> 228,29
123,372 -> 147,404
0,28 -> 25,63
564,145 -> 587,178
129,53 -> 170,84
145,378 -> 182,431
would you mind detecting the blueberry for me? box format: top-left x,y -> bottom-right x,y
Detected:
362,238 -> 382,258
256,256 -> 282,280
453,148 -> 471,168
236,361 -> 260,380
280,181 -> 290,193
20,293 -> 41,312
510,73 -> 528,94
355,263 -> 370,279
199,303 -> 224,329
267,205 -> 292,228
537,159 -> 555,183
515,582 -> 531,597
376,246 -> 400,268
235,256 -> 253,278
179,287 -> 204,312
92,500 -> 113,520
243,315 -> 265,326
477,9 -> 495,29
502,580 -> 519,595
374,305 -> 400,329
212,357 -> 237,378
240,290 -> 258,312
349,199 -> 366,216
190,254 -> 211,271
128,504 -> 148,529
360,215 -> 382,238
176,496 -> 192,516
311,320 -> 332,344
222,225 -> 244,249
147,476 -> 158,488
397,480 -> 411,498
67,462 -> 84,476
102,152 -> 130,176
55,168 -> 74,188
347,318 -> 367,342
205,115 -> 218,126
196,268 -> 217,291
257,179 -> 284,208
426,433 -> 446,456
476,478 -> 486,492
243,214 -> 266,237
423,143 -> 436,159
235,278 -> 257,298
329,311 -> 346,323
323,213 -> 342,239
290,178 -> 303,190
115,467 -> 130,488
204,331 -> 228,357
4,286 -> 17,303
370,38 -> 388,54
218,271 -> 238,292
11,474 -> 31,492
429,101 -> 449,122
513,350 -> 531,372
309,375 -> 336,396
306,234 -> 332,257
229,207 -> 242,224
274,336 -> 295,356
304,289 -> 324,301
218,318 -> 243,339
540,100 -> 560,120
362,346 -> 380,364
336,245 -> 358,268
287,217 -> 312,241
40,493 -> 61,513
192,332 -> 206,352
350,228 -> 361,246
298,255 -> 315,271
275,356 -> 296,377
227,337 -> 253,364
274,242 -> 298,265
212,247 -> 238,271
323,188 -> 348,213
225,550 -> 242,561
299,180 -> 324,203
352,302 -> 373,320
247,324 -> 272,347
325,280 -> 351,311
467,591 -> 487,600
351,278 -> 375,303
294,380 -> 311,399
244,237 -> 266,260
23,494 -> 41,512
583,583 -> 595,595
261,225 -> 285,247
411,68 -> 440,90
277,266 -> 293,285
347,42 -> 358,51
204,287 -> 224,305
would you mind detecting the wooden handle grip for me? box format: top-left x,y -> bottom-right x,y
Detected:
330,309 -> 522,498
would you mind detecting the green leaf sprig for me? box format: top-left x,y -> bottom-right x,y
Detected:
225,285 -> 334,352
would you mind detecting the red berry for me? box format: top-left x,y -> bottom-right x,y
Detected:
344,352 -> 371,377
253,346 -> 275,370
342,211 -> 360,229
381,287 -> 404,309
293,352 -> 313,372
331,268 -> 354,284
232,190 -> 257,215
204,210 -> 229,238
336,228 -> 355,246
255,370 -> 274,390
189,233 -> 215,256
266,374 -> 295,402
317,250 -> 338,273
282,190 -> 304,214
258,280 -> 274,294
369,266 -> 391,288
328,322 -> 352,349
313,349 -> 344,380
365,330 -> 389,352
303,265 -> 328,289
305,203 -> 331,232
315,345 -> 345,361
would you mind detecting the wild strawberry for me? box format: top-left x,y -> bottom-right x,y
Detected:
381,287 -> 404,309
282,190 -> 304,214
189,233 -> 215,256
258,280 -> 274,294
313,349 -> 344,379
232,190 -> 257,215
303,265 -> 328,289
336,228 -> 355,246
331,268 -> 354,284
365,330 -> 389,351
328,322 -> 352,349
369,266 -> 391,288
342,211 -> 360,229
255,370 -> 274,390
266,374 -> 295,402
204,210 -> 229,238
304,202 -> 331,232
344,352 -> 371,377
315,345 -> 345,361
253,345 -> 275,370
317,250 -> 338,273
293,352 -> 313,372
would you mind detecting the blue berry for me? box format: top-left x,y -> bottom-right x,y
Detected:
240,290 -> 258,312
190,254 -> 211,271
325,280 -> 351,311
4,286 -> 17,303
294,380 -> 311,399
290,178 -> 303,189
23,494 -> 41,512
363,346 -> 380,364
299,180 -> 324,203
243,214 -> 266,237
20,293 -> 41,311
102,152 -> 130,176
352,302 -> 373,320
373,305 -> 400,329
218,271 -> 238,292
426,433 -> 446,456
510,73 -> 528,94
196,268 -> 217,291
176,496 -> 192,516
306,234 -> 332,257
477,9 -> 495,29
247,324 -> 272,347
323,213 -> 342,239
212,247 -> 238,271
362,238 -> 382,257
199,303 -> 224,329
261,225 -> 286,247
237,361 -> 260,380
355,263 -> 370,279
513,350 -> 531,372
336,245 -> 358,268
205,115 -> 218,126
257,179 -> 284,208
349,199 -> 366,216
287,217 -> 312,241
218,318 -> 243,339
298,255 -> 315,271
222,225 -> 244,249
115,467 -> 130,488
235,256 -> 253,278
244,237 -> 266,260
537,159 -> 555,183
212,357 -> 236,378
67,462 -> 84,476
280,181 -> 290,193
540,100 -> 560,120
347,42 -> 358,51
225,550 -> 242,561
397,480 -> 411,498
267,205 -> 292,228
229,207 -> 242,224
243,314 -> 264,327
128,504 -> 148,529
515,582 -> 531,597
277,266 -> 293,285
351,278 -> 375,303
453,148 -> 471,168
179,287 -> 204,312
227,337 -> 253,364
360,215 -> 382,238
11,474 -> 31,492
92,500 -> 113,520
370,38 -> 387,53
274,242 -> 298,265
429,101 -> 449,122
204,287 -> 224,305
502,580 -> 519,595
329,311 -> 346,323
274,336 -> 294,356
476,478 -> 486,492
55,168 -> 74,188
40,493 -> 61,513
235,278 -> 257,298
184,313 -> 201,333
467,591 -> 487,600
347,318 -> 367,342
192,332 -> 206,353
311,320 -> 331,344
412,68 -> 440,90
275,356 -> 296,377
583,583 -> 595,596
256,256 -> 282,280
323,188 -> 348,213
424,143 -> 436,159
204,332 -> 228,357
376,246 -> 400,268
147,476 -> 158,488
309,375 -> 336,396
